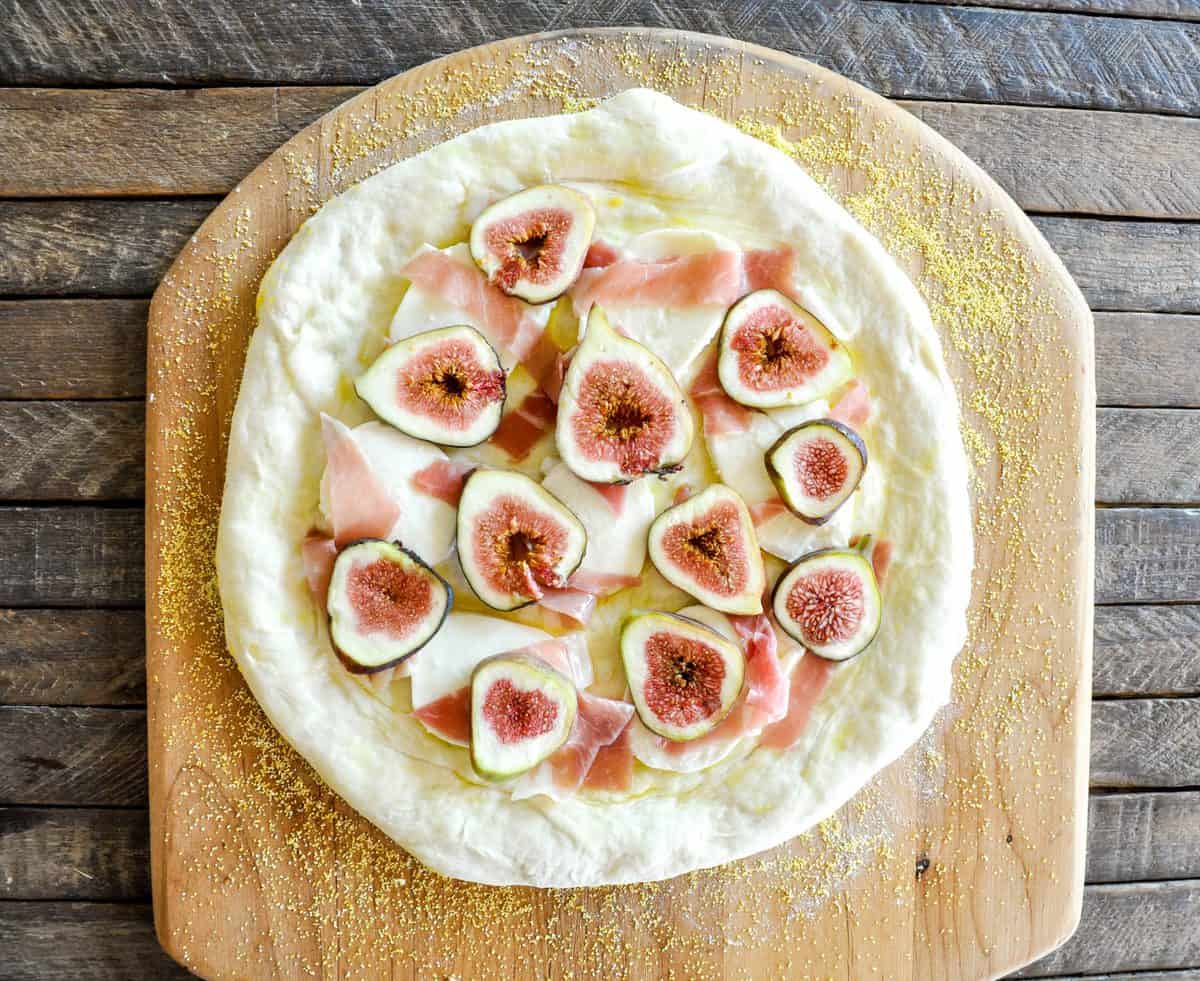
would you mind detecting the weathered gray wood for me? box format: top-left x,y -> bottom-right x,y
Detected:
903,102 -> 1200,219
1094,605 -> 1200,697
0,609 -> 145,705
1096,508 -> 1200,604
1018,881 -> 1200,976
0,86 -> 356,197
1087,791 -> 1200,884
0,902 -> 188,980
3,4 -> 1200,115
1097,410 -> 1200,505
913,0 -> 1200,22
0,402 -> 143,500
0,707 -> 146,805
0,508 -> 143,607
1091,699 -> 1200,788
0,807 -> 149,899
1034,217 -> 1200,314
1096,313 -> 1200,408
0,300 -> 148,399
1023,973 -> 1200,981
5,89 -> 1200,222
0,200 -> 211,297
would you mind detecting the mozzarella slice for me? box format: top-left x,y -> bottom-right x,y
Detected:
319,421 -> 456,564
540,461 -> 654,580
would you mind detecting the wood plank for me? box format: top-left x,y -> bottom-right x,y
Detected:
0,300 -> 147,399
0,402 -> 143,501
0,508 -> 143,607
0,807 -> 149,899
911,0 -> 1200,23
0,706 -> 146,806
903,102 -> 1200,219
1096,313 -> 1200,408
1018,881 -> 1200,976
4,4 -> 1200,115
1097,409 -> 1200,504
1096,508 -> 1200,604
1087,791 -> 1200,884
0,200 -> 211,297
0,87 -> 356,197
0,609 -> 145,706
5,90 -> 1200,222
1094,605 -> 1200,697
1092,698 -> 1200,788
0,903 -> 188,980
1034,217 -> 1200,314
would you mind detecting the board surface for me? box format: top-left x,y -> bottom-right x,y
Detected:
145,28 -> 1094,980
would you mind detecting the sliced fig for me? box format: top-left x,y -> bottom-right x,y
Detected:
771,548 -> 881,661
717,289 -> 853,408
469,184 -> 596,303
470,652 -> 578,780
326,539 -> 452,673
356,324 -> 506,447
457,468 -> 587,611
620,611 -> 745,742
647,484 -> 766,615
765,419 -> 867,525
555,305 -> 694,483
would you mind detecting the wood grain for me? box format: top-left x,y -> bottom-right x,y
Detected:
1087,791 -> 1200,884
0,200 -> 211,297
0,300 -> 148,399
0,402 -> 143,500
4,3 -> 1200,116
1096,508 -> 1200,603
0,508 -> 143,607
0,903 -> 188,981
1094,605 -> 1200,697
1097,410 -> 1200,504
0,706 -> 146,805
0,609 -> 145,705
1096,313 -> 1200,408
0,806 -> 150,899
911,0 -> 1200,21
1092,698 -> 1200,788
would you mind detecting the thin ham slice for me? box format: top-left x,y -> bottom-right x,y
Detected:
742,247 -> 798,294
412,685 -> 472,746
491,389 -> 557,461
749,497 -> 789,528
536,587 -> 597,629
572,250 -> 744,313
689,348 -> 755,436
410,459 -> 473,507
301,532 -> 338,609
566,569 -> 642,595
515,635 -> 593,688
542,349 -> 572,405
758,654 -> 834,750
582,719 -> 634,792
320,414 -> 401,547
583,241 -> 622,268
673,483 -> 692,505
872,539 -> 893,583
586,480 -> 627,516
829,379 -> 872,429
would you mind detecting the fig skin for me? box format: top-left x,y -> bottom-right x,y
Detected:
555,306 -> 694,484
326,539 -> 453,674
620,610 -> 745,742
765,419 -> 867,526
770,547 -> 881,662
717,289 -> 854,409
469,184 -> 596,304
456,468 -> 588,612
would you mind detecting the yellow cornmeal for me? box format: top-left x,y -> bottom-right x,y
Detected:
149,34 -> 1083,978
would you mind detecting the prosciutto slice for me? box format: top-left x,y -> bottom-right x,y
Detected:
758,655 -> 834,751
742,247 -> 798,294
749,497 -> 789,528
412,686 -> 472,746
301,532 -> 338,610
410,459 -> 473,507
689,348 -> 755,436
581,719 -> 634,792
491,389 -> 557,461
320,414 -> 401,547
583,240 -> 623,268
536,587 -> 597,629
829,379 -> 872,428
587,480 -> 627,516
566,569 -> 642,595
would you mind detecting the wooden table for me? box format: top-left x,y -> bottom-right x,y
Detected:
1,3 -> 1198,979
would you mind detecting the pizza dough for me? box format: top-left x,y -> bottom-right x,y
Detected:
216,89 -> 973,886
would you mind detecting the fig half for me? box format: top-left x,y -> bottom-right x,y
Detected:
457,468 -> 587,611
765,419 -> 867,525
470,652 -> 578,780
620,611 -> 745,742
717,289 -> 853,408
469,184 -> 596,303
647,484 -> 766,615
356,325 -> 506,447
326,539 -> 452,673
555,305 -> 694,483
771,548 -> 881,661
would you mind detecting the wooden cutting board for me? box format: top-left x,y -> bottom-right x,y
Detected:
146,28 -> 1094,980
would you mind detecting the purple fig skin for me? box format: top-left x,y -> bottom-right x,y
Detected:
764,418 -> 867,526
